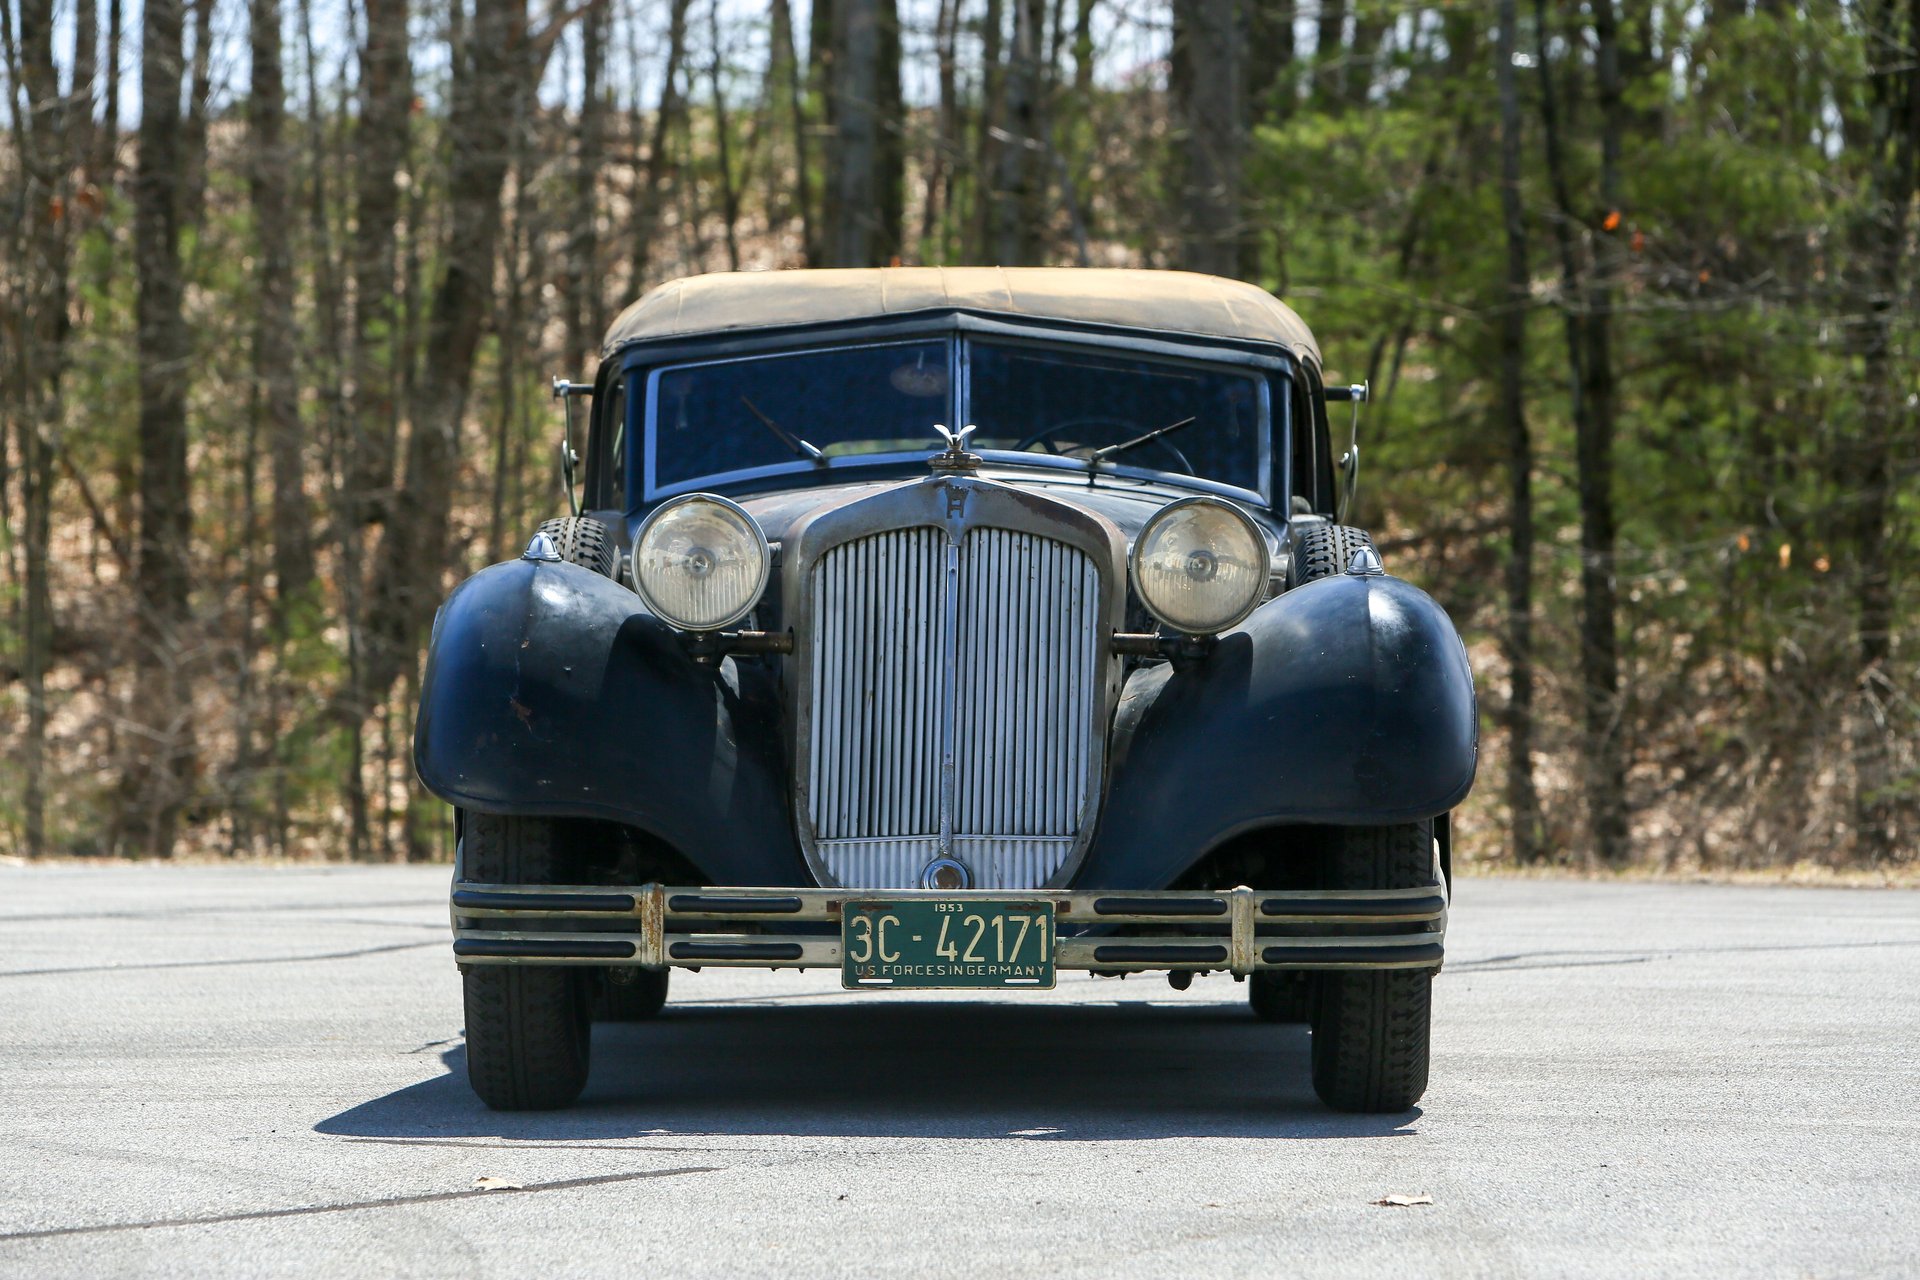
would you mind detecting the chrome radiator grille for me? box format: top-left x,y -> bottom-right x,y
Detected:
805,526 -> 1103,889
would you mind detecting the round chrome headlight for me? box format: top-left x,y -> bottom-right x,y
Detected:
632,494 -> 770,631
1130,497 -> 1271,635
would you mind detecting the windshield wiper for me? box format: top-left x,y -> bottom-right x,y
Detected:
741,395 -> 827,464
1086,416 -> 1197,466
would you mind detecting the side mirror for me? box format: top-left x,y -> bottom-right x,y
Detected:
1325,381 -> 1369,524
551,376 -> 592,517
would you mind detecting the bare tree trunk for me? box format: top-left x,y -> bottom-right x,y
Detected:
1576,0 -> 1631,866
986,0 -> 1046,264
14,0 -> 71,859
1346,0 -> 1385,109
1246,0 -> 1296,120
99,0 -> 123,182
1314,0 -> 1347,109
490,146 -> 532,564
1495,0 -> 1542,864
920,0 -> 958,253
709,0 -> 743,270
970,0 -> 1007,261
250,0 -> 315,616
68,0 -> 98,185
1172,0 -> 1243,276
179,0 -> 213,230
291,0 -> 366,860
770,0 -> 814,258
1537,0 -> 1629,866
363,0 -> 568,702
566,0 -> 608,372
348,0 -> 411,527
126,0 -> 195,857
634,0 -> 692,285
823,0 -> 903,265
877,0 -> 904,257
1845,0 -> 1918,861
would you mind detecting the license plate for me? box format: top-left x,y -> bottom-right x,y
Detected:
842,899 -> 1056,989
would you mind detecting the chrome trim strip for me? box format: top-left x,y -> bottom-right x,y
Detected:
937,538 -> 961,859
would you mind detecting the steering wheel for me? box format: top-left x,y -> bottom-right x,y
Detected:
1011,417 -> 1196,475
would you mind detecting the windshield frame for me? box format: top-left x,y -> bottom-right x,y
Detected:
633,327 -> 1284,510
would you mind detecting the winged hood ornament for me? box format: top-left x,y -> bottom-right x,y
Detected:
928,423 -> 982,474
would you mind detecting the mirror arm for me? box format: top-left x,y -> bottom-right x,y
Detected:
1326,381 -> 1368,524
551,377 -> 593,518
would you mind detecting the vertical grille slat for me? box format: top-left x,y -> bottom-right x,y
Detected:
806,524 -> 1102,889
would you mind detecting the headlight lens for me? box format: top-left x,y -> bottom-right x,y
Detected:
1130,497 -> 1271,635
632,494 -> 770,631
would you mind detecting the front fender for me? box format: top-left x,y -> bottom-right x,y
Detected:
413,558 -> 804,885
1082,572 -> 1478,889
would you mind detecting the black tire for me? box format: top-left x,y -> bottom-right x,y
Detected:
1248,971 -> 1311,1023
1308,821 -> 1438,1113
460,813 -> 593,1111
593,968 -> 670,1021
536,515 -> 617,578
1290,523 -> 1377,587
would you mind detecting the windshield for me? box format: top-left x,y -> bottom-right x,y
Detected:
967,343 -> 1265,495
643,337 -> 1269,501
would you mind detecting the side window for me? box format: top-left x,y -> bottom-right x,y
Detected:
600,378 -> 627,509
1290,373 -> 1326,515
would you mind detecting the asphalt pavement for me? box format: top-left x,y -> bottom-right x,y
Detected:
1,863 -> 1917,1278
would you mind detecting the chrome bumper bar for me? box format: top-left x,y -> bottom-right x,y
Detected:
450,884 -> 1446,974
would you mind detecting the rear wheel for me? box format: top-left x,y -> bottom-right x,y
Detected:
1248,971 -> 1311,1023
1308,821 -> 1438,1113
594,968 -> 670,1021
460,813 -> 593,1110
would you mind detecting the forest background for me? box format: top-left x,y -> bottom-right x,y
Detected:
1,0 -> 1915,868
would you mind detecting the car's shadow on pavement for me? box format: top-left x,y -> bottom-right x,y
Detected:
316,999 -> 1419,1142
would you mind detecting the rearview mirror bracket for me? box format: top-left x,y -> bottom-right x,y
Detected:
551,377 -> 593,517
1325,381 -> 1369,524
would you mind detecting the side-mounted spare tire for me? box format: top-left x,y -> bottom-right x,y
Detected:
1289,522 -> 1378,587
536,515 -> 617,579
460,813 -> 593,1110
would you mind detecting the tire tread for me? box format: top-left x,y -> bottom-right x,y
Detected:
1291,524 -> 1378,586
1309,821 -> 1436,1113
461,814 -> 593,1110
536,515 -> 617,579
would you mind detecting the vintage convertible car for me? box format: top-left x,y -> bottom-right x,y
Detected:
417,268 -> 1475,1114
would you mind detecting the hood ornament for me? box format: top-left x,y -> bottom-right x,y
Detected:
928,423 -> 982,474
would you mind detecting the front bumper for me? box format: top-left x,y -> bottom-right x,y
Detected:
450,883 -> 1447,974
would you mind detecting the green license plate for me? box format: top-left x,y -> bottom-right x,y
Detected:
842,899 -> 1056,989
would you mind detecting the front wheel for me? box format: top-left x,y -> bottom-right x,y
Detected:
1308,821 -> 1437,1113
459,813 -> 592,1110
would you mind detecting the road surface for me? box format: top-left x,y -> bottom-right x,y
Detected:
1,863 -> 1916,1277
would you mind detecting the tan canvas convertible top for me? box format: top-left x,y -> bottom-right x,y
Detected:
602,267 -> 1321,366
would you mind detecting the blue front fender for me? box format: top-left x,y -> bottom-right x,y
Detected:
413,558 -> 805,886
1081,572 -> 1478,889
